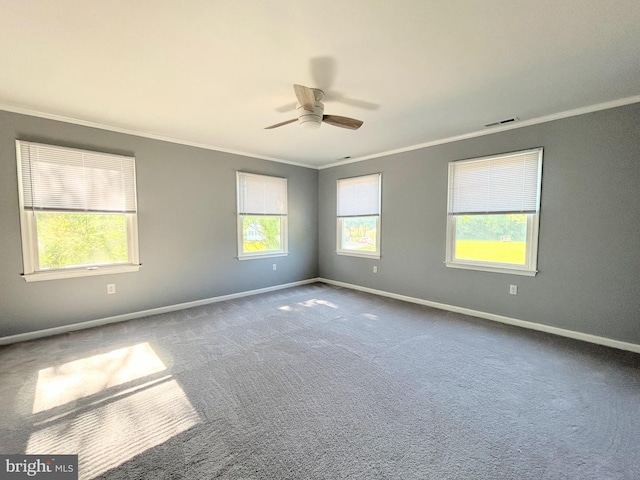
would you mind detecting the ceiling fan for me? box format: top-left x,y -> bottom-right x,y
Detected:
265,84 -> 363,130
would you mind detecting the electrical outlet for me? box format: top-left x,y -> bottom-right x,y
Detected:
373,266 -> 378,274
509,284 -> 517,295
272,264 -> 277,271
107,284 -> 116,295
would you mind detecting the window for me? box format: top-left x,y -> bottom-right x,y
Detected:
337,173 -> 381,258
236,172 -> 288,259
446,148 -> 543,276
16,140 -> 140,281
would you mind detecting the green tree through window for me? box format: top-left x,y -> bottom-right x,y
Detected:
36,213 -> 128,269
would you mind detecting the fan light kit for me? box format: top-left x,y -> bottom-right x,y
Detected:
296,90 -> 323,129
265,84 -> 363,131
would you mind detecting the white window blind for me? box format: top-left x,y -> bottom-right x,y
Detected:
18,141 -> 137,213
448,148 -> 542,215
237,172 -> 287,215
337,173 -> 381,217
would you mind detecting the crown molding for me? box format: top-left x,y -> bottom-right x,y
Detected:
2,95 -> 639,171
0,103 -> 311,169
318,95 -> 640,169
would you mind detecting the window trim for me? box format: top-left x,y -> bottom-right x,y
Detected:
336,173 -> 382,259
236,214 -> 289,260
445,213 -> 539,276
236,172 -> 288,260
336,215 -> 381,259
16,140 -> 140,282
445,148 -> 542,276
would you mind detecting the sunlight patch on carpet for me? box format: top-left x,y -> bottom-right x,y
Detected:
299,298 -> 339,309
32,342 -> 166,413
26,377 -> 200,479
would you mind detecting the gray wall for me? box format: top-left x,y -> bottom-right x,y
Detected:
0,111 -> 318,337
319,103 -> 640,345
2,104 -> 639,344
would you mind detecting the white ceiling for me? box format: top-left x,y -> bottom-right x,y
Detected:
1,1 -> 639,169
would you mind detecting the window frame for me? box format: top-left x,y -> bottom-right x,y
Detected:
445,148 -> 543,276
236,172 -> 288,260
336,173 -> 382,259
16,140 -> 140,282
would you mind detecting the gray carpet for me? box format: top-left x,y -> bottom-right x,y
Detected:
1,283 -> 639,479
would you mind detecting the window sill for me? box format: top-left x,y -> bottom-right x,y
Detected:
336,250 -> 381,260
22,264 -> 141,282
238,252 -> 289,261
445,261 -> 537,276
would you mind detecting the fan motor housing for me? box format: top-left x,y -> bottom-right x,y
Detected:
297,97 -> 324,129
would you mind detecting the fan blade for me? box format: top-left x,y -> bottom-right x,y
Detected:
332,94 -> 379,111
293,84 -> 316,111
264,118 -> 297,129
322,115 -> 363,130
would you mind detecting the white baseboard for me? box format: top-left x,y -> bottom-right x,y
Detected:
0,278 -> 320,346
318,278 -> 640,354
4,277 -> 638,354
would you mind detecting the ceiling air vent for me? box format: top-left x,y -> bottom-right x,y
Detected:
485,117 -> 519,128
